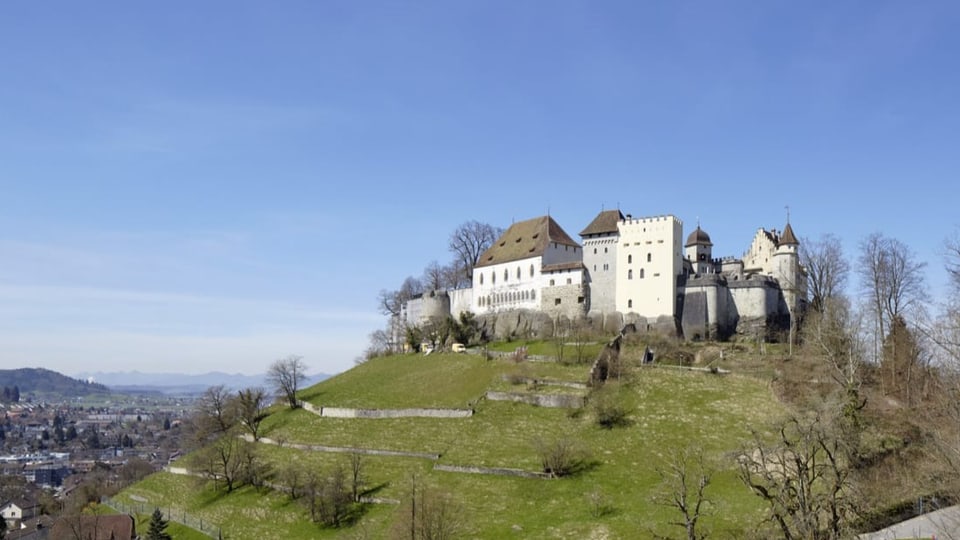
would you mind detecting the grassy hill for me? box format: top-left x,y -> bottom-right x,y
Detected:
114,341 -> 792,539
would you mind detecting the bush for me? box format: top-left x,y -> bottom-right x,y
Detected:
533,437 -> 589,477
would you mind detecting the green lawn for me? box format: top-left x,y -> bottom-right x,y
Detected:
119,356 -> 786,539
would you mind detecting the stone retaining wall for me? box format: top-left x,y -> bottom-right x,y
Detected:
245,435 -> 440,460
433,463 -> 551,479
501,375 -> 587,389
485,391 -> 584,408
300,400 -> 473,418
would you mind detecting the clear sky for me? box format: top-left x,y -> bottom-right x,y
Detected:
2,2 -> 958,376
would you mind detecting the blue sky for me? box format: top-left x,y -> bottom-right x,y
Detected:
1,2 -> 958,376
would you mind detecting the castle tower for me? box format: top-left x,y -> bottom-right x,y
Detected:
684,225 -> 713,275
773,221 -> 802,316
580,209 -> 623,315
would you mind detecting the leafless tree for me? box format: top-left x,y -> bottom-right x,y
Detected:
236,387 -> 269,441
802,234 -> 850,314
267,355 -> 308,409
858,233 -> 928,362
394,473 -> 464,540
195,385 -> 238,437
448,220 -> 502,283
349,452 -> 364,503
195,435 -> 250,492
737,414 -> 857,540
806,296 -> 869,461
422,261 -> 446,291
378,276 -> 424,317
533,436 -> 588,477
653,447 -> 712,540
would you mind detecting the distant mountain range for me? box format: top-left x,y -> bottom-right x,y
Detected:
0,367 -> 111,397
73,370 -> 331,395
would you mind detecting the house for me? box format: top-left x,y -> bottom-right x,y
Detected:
50,514 -> 136,540
1,497 -> 39,530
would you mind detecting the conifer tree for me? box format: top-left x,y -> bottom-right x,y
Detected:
147,507 -> 172,540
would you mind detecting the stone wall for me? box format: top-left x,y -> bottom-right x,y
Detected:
300,401 -> 473,419
433,463 -> 551,479
540,283 -> 588,320
485,391 -> 584,408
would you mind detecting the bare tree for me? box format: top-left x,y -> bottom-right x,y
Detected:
422,261 -> 446,291
378,276 -> 425,317
349,452 -> 364,503
195,385 -> 238,437
236,387 -> 269,441
802,234 -> 850,314
737,414 -> 856,540
858,233 -> 928,362
267,355 -> 308,409
947,229 -> 960,296
448,220 -> 502,283
393,473 -> 464,540
653,447 -> 712,540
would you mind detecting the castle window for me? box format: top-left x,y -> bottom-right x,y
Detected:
593,265 -> 597,271
604,247 -> 608,253
566,278 -> 572,285
628,255 -> 632,264
628,269 -> 633,280
492,272 -> 496,284
480,273 -> 484,285
530,264 -> 534,277
577,296 -> 584,304
504,269 -> 509,282
640,269 -> 645,279
530,289 -> 536,300
628,299 -> 633,308
594,248 -> 597,254
517,267 -> 521,280
647,253 -> 652,262
699,254 -> 706,261
549,279 -> 555,286
555,298 -> 561,305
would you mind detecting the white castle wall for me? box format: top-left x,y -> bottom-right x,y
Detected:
615,216 -> 683,318
448,288 -> 473,318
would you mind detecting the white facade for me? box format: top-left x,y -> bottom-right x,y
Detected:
472,255 -> 544,314
615,215 -> 683,318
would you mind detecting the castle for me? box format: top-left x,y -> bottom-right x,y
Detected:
401,210 -> 806,342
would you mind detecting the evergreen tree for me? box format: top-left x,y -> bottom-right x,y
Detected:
2,386 -> 9,402
147,507 -> 172,540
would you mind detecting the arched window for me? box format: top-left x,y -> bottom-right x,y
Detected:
628,255 -> 632,264
647,253 -> 652,262
492,272 -> 496,284
504,269 -> 509,282
530,264 -> 535,277
640,268 -> 645,279
517,267 -> 521,280
530,289 -> 536,300
628,269 -> 633,280
593,248 -> 597,254
628,299 -> 633,308
479,273 -> 484,285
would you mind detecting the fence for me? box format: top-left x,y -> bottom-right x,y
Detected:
102,496 -> 222,538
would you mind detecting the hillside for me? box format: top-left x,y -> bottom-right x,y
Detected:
0,367 -> 110,399
115,339 -> 790,539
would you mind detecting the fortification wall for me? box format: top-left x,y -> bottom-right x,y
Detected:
540,283 -> 587,320
448,288 -> 473,318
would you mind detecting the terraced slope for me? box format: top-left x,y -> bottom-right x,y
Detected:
116,351 -> 785,539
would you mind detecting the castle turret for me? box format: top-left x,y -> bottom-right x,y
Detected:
773,221 -> 802,316
685,226 -> 713,275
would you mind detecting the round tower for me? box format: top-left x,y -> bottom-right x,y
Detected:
773,222 -> 801,315
684,226 -> 713,275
